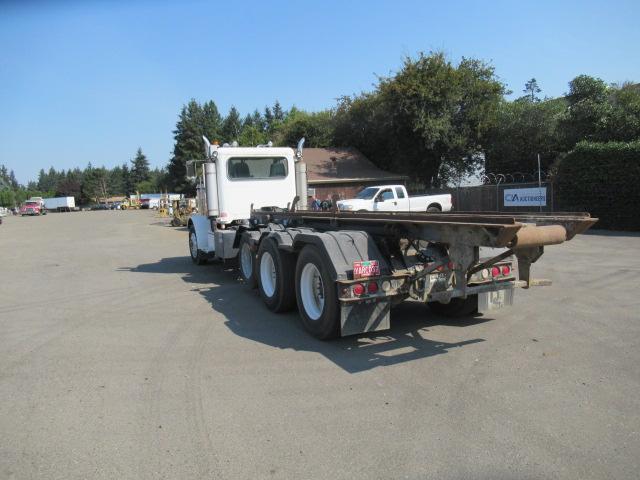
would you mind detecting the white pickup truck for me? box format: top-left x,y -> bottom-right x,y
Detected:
337,185 -> 452,213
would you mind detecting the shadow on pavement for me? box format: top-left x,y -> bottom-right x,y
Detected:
584,229 -> 640,238
121,256 -> 489,373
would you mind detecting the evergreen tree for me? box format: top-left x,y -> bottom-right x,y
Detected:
202,100 -> 223,142
252,109 -> 263,130
109,165 -> 125,195
121,163 -> 132,195
273,100 -> 285,121
37,169 -> 47,191
222,106 -> 242,143
130,148 -> 151,187
264,106 -> 274,132
242,113 -> 254,128
167,99 -> 206,193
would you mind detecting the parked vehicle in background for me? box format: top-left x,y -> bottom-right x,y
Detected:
43,196 -> 75,212
0,206 -> 8,217
337,185 -> 452,213
20,200 -> 46,216
90,203 -> 110,211
140,198 -> 151,209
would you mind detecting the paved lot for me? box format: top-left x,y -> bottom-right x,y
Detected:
1,211 -> 639,479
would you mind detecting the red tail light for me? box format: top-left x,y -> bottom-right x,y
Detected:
491,267 -> 500,277
501,265 -> 511,275
367,282 -> 378,294
352,283 -> 365,296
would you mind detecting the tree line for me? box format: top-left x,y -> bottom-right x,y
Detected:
0,149 -> 162,206
166,52 -> 640,192
2,51 -> 639,207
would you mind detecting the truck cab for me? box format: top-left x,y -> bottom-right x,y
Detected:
20,198 -> 46,216
187,139 -> 302,263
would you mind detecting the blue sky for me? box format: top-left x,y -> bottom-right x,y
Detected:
1,0 -> 639,184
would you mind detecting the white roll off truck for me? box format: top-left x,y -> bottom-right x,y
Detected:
187,138 -> 596,340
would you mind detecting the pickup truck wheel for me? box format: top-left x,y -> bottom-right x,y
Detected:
295,246 -> 339,340
427,205 -> 441,213
238,234 -> 257,288
188,225 -> 207,265
428,295 -> 478,317
257,238 -> 296,312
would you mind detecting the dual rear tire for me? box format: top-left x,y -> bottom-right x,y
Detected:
246,238 -> 340,340
256,238 -> 296,313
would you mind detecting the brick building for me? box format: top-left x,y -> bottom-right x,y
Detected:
303,147 -> 406,201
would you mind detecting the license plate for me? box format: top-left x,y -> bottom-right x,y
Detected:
353,260 -> 380,279
478,289 -> 514,312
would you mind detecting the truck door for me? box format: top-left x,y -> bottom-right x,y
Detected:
394,186 -> 410,211
373,188 -> 397,211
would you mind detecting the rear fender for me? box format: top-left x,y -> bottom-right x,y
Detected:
292,230 -> 389,281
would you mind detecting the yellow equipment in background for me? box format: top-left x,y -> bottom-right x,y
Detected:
170,199 -> 194,227
121,192 -> 141,210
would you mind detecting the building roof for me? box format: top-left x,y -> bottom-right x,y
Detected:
303,147 -> 406,184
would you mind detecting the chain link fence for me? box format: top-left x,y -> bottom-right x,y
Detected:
444,171 -> 555,212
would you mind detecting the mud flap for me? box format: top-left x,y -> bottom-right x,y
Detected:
478,288 -> 514,312
340,300 -> 390,336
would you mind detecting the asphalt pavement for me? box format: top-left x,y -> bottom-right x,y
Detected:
1,210 -> 639,479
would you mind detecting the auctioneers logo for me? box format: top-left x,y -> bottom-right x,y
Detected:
503,187 -> 547,207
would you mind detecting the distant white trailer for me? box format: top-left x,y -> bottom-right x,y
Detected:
44,196 -> 76,212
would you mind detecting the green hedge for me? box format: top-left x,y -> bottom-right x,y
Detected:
555,140 -> 640,230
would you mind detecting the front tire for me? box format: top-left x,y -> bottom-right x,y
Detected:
188,225 -> 207,265
295,246 -> 340,340
257,238 -> 296,312
238,234 -> 258,288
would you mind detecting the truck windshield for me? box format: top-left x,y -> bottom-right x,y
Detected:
227,157 -> 288,180
356,187 -> 378,200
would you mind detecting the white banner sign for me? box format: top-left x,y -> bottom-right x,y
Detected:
504,187 -> 547,207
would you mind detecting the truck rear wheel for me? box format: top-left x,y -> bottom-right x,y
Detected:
238,234 -> 257,288
188,225 -> 207,265
257,238 -> 296,312
295,246 -> 340,340
428,295 -> 478,317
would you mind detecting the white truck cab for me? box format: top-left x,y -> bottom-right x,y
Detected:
187,138 -> 306,263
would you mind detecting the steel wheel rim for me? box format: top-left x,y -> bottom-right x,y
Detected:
300,263 -> 324,320
260,252 -> 276,297
240,243 -> 253,279
189,231 -> 198,258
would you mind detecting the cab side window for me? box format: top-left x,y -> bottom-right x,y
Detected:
395,187 -> 405,199
377,189 -> 394,201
